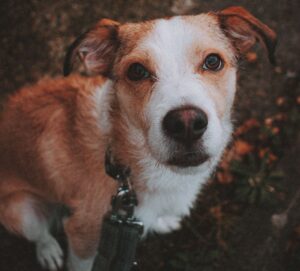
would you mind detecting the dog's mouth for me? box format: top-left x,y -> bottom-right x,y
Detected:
167,151 -> 209,168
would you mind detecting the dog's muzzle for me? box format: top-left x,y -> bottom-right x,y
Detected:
162,106 -> 209,167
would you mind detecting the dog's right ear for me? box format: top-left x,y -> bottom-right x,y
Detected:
64,19 -> 120,77
218,6 -> 277,65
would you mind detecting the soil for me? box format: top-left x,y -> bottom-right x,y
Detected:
0,1 -> 299,271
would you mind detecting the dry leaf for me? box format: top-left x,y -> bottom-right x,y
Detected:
271,213 -> 287,230
245,52 -> 258,63
276,96 -> 286,106
235,118 -> 259,136
271,127 -> 280,135
234,140 -> 253,156
264,117 -> 273,126
259,148 -> 278,163
217,171 -> 233,184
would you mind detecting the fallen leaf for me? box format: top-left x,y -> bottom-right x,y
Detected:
271,127 -> 280,135
245,52 -> 258,63
235,118 -> 259,136
217,171 -> 233,184
271,213 -> 288,230
234,140 -> 253,156
264,117 -> 273,126
259,148 -> 278,163
276,96 -> 286,106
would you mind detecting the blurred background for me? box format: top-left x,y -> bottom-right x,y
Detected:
0,0 -> 299,270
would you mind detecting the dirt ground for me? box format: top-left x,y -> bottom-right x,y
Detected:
0,0 -> 299,271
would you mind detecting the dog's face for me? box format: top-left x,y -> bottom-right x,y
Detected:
114,16 -> 236,169
65,6 -> 276,170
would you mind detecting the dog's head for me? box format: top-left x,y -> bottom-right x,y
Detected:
65,7 -> 276,170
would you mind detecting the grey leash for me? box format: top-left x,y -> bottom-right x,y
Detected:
91,148 -> 144,271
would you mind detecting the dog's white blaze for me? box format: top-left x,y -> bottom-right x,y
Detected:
141,17 -> 234,161
129,17 -> 236,233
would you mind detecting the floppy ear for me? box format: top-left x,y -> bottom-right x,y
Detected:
64,19 -> 120,76
218,6 -> 277,64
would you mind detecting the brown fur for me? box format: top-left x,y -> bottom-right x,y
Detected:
217,6 -> 277,64
0,75 -> 117,257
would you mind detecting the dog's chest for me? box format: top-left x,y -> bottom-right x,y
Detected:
134,164 -> 210,233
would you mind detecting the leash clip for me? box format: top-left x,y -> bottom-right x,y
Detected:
111,184 -> 138,221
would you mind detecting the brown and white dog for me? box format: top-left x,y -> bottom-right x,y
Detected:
0,6 -> 276,271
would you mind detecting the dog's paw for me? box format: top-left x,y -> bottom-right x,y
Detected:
154,216 -> 181,234
36,236 -> 63,271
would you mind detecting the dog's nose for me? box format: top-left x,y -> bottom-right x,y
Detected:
162,107 -> 208,144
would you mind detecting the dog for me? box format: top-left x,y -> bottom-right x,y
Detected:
0,6 -> 276,271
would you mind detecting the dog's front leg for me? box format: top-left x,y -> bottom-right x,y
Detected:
63,210 -> 101,271
67,247 -> 96,271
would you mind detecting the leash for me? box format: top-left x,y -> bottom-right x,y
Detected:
91,147 -> 144,271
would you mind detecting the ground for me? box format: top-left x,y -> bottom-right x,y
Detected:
0,0 -> 299,270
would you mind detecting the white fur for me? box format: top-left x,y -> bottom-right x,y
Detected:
122,119 -> 211,233
67,246 -> 96,271
21,200 -> 63,271
134,153 -> 212,233
139,17 -> 235,164
122,17 -> 237,234
155,216 -> 181,233
36,237 -> 64,271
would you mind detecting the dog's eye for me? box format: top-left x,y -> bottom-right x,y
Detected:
127,63 -> 150,81
203,54 -> 223,71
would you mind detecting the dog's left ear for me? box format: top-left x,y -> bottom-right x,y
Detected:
218,6 -> 277,64
64,19 -> 120,76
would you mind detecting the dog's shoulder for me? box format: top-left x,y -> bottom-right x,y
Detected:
0,75 -> 109,146
4,75 -> 106,110
0,75 -> 109,128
